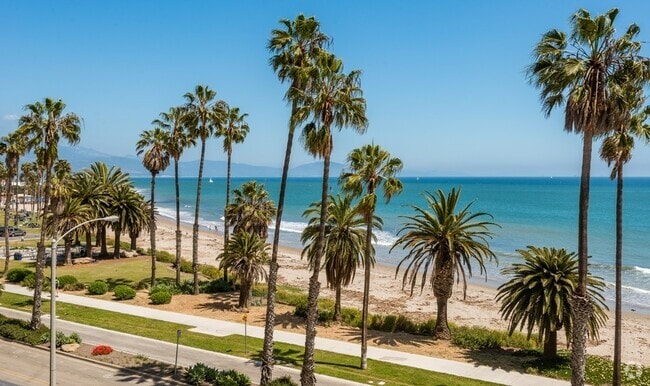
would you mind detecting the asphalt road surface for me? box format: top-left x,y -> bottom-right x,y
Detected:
0,339 -> 180,386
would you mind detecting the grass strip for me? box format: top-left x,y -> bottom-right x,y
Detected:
0,292 -> 497,386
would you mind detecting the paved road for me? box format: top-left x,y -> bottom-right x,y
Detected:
0,339 -> 180,386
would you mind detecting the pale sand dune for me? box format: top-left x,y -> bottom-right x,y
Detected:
144,215 -> 650,366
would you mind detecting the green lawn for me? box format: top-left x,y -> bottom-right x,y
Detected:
0,291 -> 498,386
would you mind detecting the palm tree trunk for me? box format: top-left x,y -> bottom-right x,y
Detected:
223,148 -> 232,284
130,231 -> 137,251
261,104 -> 299,385
360,206 -> 374,370
150,173 -> 157,287
571,132 -> 593,386
301,148 -> 331,386
433,257 -> 454,340
192,139 -> 207,295
174,158 -> 182,286
86,230 -> 92,258
334,285 -> 342,322
30,165 -> 51,330
113,225 -> 121,259
543,330 -> 558,359
239,280 -> 251,309
613,166 -> 623,386
64,238 -> 72,266
100,226 -> 108,256
3,173 -> 13,277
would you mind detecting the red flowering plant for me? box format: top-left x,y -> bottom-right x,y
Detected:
91,345 -> 113,356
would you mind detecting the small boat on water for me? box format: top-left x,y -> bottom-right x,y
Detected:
209,178 -> 214,183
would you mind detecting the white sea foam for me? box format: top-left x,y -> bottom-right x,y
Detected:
374,230 -> 398,247
633,266 -> 650,275
622,285 -> 650,295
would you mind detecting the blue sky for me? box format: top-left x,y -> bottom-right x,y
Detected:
2,0 -> 650,177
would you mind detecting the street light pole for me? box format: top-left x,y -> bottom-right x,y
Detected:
50,215 -> 118,386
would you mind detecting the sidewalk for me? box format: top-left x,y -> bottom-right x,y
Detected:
2,284 -> 568,385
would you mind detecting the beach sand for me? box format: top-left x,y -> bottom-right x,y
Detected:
141,216 -> 650,366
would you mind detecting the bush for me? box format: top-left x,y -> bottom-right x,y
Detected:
155,250 -> 175,263
450,325 -> 534,350
185,363 -> 211,385
200,278 -> 235,293
185,363 -> 250,386
6,268 -> 32,283
0,317 -> 49,345
268,375 -> 298,386
91,345 -> 113,355
63,282 -> 86,291
150,282 -> 181,296
87,280 -> 108,295
199,264 -> 221,279
113,284 -> 136,300
179,259 -> 193,273
21,273 -> 50,290
57,275 -> 78,287
150,290 -> 172,305
56,331 -> 82,347
215,369 -> 251,386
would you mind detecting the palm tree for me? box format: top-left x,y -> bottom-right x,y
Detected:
298,52 -> 368,385
218,231 -> 269,309
262,15 -> 330,384
301,194 -> 371,322
20,162 -> 38,215
226,181 -> 276,239
154,106 -> 195,285
391,188 -> 498,340
136,127 -> 171,288
49,198 -> 91,265
49,159 -> 73,266
340,144 -> 402,369
496,246 -> 608,359
19,97 -> 80,329
0,130 -> 27,277
599,85 -> 650,384
527,9 -> 647,383
71,167 -> 107,258
184,84 -> 223,295
108,183 -> 146,259
217,103 -> 250,283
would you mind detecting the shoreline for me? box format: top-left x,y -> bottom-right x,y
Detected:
145,214 -> 650,366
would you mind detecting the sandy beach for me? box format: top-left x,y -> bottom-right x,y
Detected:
137,215 -> 650,367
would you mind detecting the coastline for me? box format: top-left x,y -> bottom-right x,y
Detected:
145,214 -> 650,366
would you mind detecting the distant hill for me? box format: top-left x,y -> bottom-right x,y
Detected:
25,146 -> 345,178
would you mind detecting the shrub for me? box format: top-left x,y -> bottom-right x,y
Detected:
63,282 -> 86,291
215,369 -> 251,386
155,250 -> 175,263
185,363 -> 210,385
200,278 -> 235,293
199,264 -> 221,279
87,280 -> 108,295
113,284 -> 136,300
341,307 -> 362,327
6,268 -> 32,283
55,331 -> 82,347
21,273 -> 35,289
150,290 -> 172,305
0,317 -> 49,345
91,345 -> 113,355
150,282 -> 181,296
268,375 -> 298,386
57,275 -> 78,287
179,259 -> 193,273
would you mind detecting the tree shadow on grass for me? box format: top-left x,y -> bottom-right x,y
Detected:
459,347 -> 539,373
195,293 -> 239,312
340,326 -> 426,349
113,365 -> 184,385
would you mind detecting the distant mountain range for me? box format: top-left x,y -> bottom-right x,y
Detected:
37,146 -> 345,178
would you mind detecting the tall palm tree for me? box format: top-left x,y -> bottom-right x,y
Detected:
0,130 -> 27,277
19,97 -> 80,329
299,52 -> 368,385
301,194 -> 371,322
340,144 -> 402,369
527,9 -> 647,383
262,15 -> 330,384
391,188 -> 497,340
497,246 -> 608,359
154,106 -> 195,285
20,162 -> 38,215
49,159 -> 72,266
218,231 -> 269,309
136,127 -> 170,288
184,84 -> 222,295
217,103 -> 250,283
226,181 -> 276,239
599,85 -> 650,384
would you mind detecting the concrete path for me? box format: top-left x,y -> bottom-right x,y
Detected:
1,284 -> 568,385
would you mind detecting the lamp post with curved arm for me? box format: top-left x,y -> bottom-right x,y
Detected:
50,215 -> 118,386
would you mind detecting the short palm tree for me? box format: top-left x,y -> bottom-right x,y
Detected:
392,188 -> 498,340
217,102 -> 250,283
262,15 -> 330,384
599,84 -> 650,383
108,183 -> 146,259
226,181 -> 276,239
50,197 -> 91,265
136,127 -> 171,288
184,84 -> 223,295
527,9 -> 646,382
298,52 -> 368,385
19,97 -> 81,329
219,231 -> 269,309
340,144 -> 402,369
496,246 -> 608,359
154,106 -> 195,285
301,194 -> 372,322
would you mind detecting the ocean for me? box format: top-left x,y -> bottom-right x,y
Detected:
132,176 -> 650,313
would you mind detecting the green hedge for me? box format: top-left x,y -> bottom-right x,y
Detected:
6,268 -> 32,283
